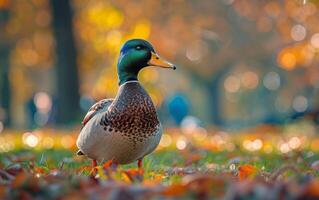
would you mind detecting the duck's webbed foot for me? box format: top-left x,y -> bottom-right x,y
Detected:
89,159 -> 98,177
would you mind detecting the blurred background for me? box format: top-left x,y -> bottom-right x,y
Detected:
0,0 -> 319,132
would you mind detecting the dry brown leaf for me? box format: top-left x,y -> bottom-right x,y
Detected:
0,185 -> 7,199
183,174 -> 224,196
11,172 -> 28,188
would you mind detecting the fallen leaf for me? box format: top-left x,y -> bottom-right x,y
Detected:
161,184 -> 187,196
34,166 -> 46,174
121,169 -> 143,183
303,179 -> 319,197
238,165 -> 257,180
183,174 -> 225,197
11,172 -> 28,188
103,160 -> 113,169
0,185 -> 7,199
143,173 -> 163,186
96,166 -> 107,180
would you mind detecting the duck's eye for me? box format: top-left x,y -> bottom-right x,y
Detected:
135,45 -> 142,50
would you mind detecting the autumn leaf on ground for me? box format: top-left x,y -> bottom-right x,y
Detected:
302,179 -> 319,197
238,165 -> 258,180
143,172 -> 164,186
161,183 -> 187,197
121,169 -> 143,183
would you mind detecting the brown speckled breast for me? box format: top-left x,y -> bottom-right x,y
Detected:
99,82 -> 160,144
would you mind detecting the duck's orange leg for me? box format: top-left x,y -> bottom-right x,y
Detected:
90,159 -> 98,176
92,159 -> 98,168
138,159 -> 142,169
138,159 -> 144,174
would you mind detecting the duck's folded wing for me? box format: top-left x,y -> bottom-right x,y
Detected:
81,99 -> 113,128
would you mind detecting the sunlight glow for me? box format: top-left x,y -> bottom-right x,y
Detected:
263,144 -> 273,154
176,136 -> 187,150
291,24 -> 306,41
279,143 -> 291,154
23,132 -> 39,148
241,71 -> 259,89
224,75 -> 241,93
243,139 -> 263,151
292,96 -> 308,112
42,137 -> 54,149
34,92 -> 52,113
310,33 -> 319,48
278,50 -> 297,70
61,135 -> 74,149
263,72 -> 280,90
288,137 -> 301,149
159,134 -> 172,147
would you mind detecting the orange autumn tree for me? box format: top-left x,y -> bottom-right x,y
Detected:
3,0 -> 319,127
73,0 -> 319,126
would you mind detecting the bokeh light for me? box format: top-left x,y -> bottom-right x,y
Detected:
176,136 -> 187,150
224,75 -> 241,93
288,137 -> 301,149
159,134 -> 172,147
278,50 -> 297,70
34,92 -> 52,113
290,24 -> 306,41
42,137 -> 54,149
243,139 -> 263,151
61,135 -> 75,149
263,72 -> 280,91
279,143 -> 291,154
292,95 -> 308,112
241,71 -> 259,89
23,132 -> 39,148
181,116 -> 201,134
310,33 -> 319,48
186,43 -> 202,62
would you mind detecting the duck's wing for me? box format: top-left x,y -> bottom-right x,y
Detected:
81,99 -> 113,129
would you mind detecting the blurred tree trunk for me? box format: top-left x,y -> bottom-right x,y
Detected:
181,61 -> 228,126
0,5 -> 11,127
209,65 -> 234,126
50,0 -> 80,124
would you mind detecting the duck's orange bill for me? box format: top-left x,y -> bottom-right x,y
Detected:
148,52 -> 176,70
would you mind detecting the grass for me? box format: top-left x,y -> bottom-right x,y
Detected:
1,146 -> 318,176
1,126 -> 319,199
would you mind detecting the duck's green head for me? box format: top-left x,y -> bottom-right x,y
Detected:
117,39 -> 175,85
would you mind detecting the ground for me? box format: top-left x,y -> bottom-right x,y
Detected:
0,122 -> 319,199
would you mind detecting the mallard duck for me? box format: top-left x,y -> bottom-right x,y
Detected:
76,39 -> 175,170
